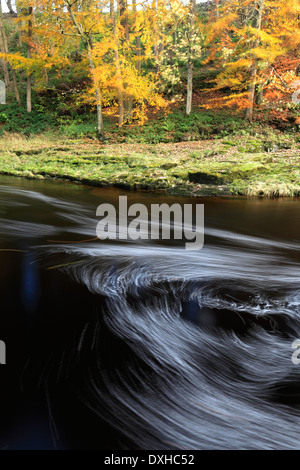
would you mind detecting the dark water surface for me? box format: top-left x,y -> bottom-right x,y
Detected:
0,175 -> 300,449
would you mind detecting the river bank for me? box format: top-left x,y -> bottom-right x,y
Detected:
0,133 -> 299,197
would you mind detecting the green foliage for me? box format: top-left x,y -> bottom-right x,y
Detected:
58,120 -> 97,138
111,109 -> 256,143
0,101 -> 54,135
0,112 -> 8,123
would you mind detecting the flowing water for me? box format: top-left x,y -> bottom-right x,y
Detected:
0,175 -> 300,450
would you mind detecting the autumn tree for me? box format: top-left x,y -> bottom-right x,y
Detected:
204,0 -> 300,119
154,0 -> 202,112
94,0 -> 166,127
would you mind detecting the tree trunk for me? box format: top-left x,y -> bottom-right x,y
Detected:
5,0 -> 16,15
17,3 -> 23,48
215,0 -> 219,20
27,76 -> 32,112
119,0 -> 128,40
27,6 -> 33,113
132,0 -> 141,72
186,0 -> 195,115
0,27 -> 10,89
153,0 -> 159,73
87,41 -> 103,138
245,0 -> 264,120
257,87 -> 264,105
0,0 -> 10,88
0,2 -> 20,103
126,0 -> 141,123
246,66 -> 257,119
0,57 -> 10,90
113,1 -> 124,128
119,0 -> 132,123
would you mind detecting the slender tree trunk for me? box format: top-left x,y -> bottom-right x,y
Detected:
119,0 -> 128,39
186,0 -> 195,115
86,39 -> 103,137
11,66 -> 20,104
0,28 -> 10,89
246,65 -> 257,119
136,38 -> 141,73
42,68 -> 48,84
27,6 -> 33,113
126,0 -> 140,123
87,42 -> 103,138
0,57 -> 10,89
17,4 -> 23,48
118,84 -> 124,127
257,87 -> 264,105
5,0 -> 16,15
215,0 -> 219,20
245,0 -> 264,120
0,8 -> 9,57
113,1 -> 124,128
132,0 -> 141,72
0,2 -> 20,103
90,64 -> 103,135
153,0 -> 159,73
119,0 -> 132,123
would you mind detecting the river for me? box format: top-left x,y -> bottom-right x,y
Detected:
0,175 -> 300,449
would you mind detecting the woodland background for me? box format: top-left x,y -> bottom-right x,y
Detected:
0,0 -> 299,197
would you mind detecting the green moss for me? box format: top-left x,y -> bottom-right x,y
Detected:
0,133 -> 299,197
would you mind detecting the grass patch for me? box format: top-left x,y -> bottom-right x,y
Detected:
0,132 -> 299,197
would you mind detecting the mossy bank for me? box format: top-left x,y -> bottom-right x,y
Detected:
0,133 -> 299,197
